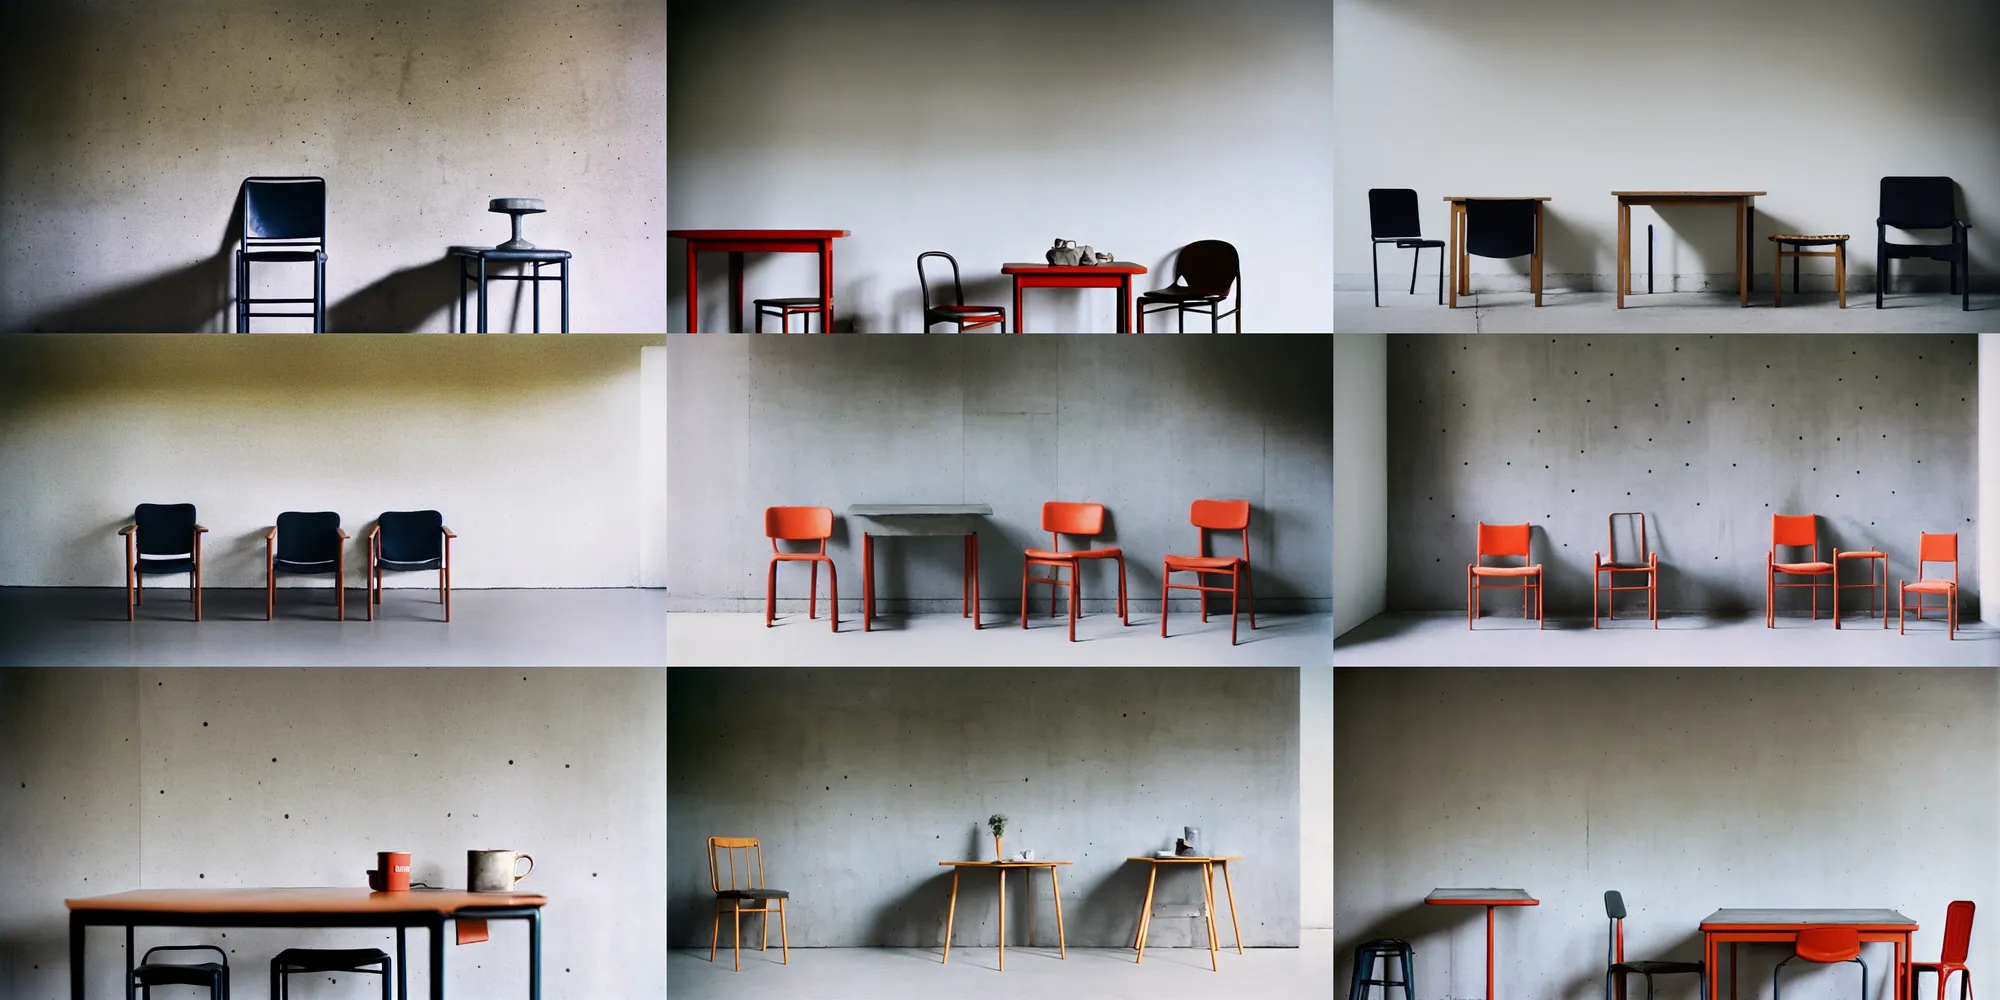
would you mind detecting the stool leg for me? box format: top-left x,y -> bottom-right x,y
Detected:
533,261 -> 542,334
1772,243 -> 1782,306
1836,242 -> 1846,308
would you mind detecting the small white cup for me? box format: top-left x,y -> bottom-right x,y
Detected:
1017,849 -> 1034,861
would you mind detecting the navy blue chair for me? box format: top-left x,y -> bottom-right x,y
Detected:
1605,891 -> 1704,1000
367,510 -> 455,621
1369,189 -> 1446,306
236,176 -> 327,331
132,944 -> 228,999
1349,938 -> 1414,1000
271,947 -> 390,1000
1877,176 -> 1970,312
120,503 -> 207,621
266,511 -> 348,621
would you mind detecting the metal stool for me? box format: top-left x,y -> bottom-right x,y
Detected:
452,247 -> 572,332
134,945 -> 229,999
1769,234 -> 1849,308
1351,938 -> 1416,1000
753,297 -> 824,332
271,947 -> 391,999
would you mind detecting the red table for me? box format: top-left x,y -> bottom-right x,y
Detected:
1701,908 -> 1915,1000
670,229 -> 848,332
1426,888 -> 1539,1000
1000,263 -> 1148,332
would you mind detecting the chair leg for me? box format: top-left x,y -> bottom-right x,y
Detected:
1117,555 -> 1129,625
1876,241 -> 1887,308
1436,245 -> 1445,304
710,906 -> 720,962
1068,563 -> 1077,643
734,905 -> 742,972
826,559 -> 838,633
1230,568 -> 1240,645
1020,561 -> 1030,630
1160,569 -> 1171,638
1372,241 -> 1381,307
1409,245 -> 1420,294
1244,561 -> 1255,629
766,560 -> 776,627
762,906 -> 770,952
780,897 -> 789,964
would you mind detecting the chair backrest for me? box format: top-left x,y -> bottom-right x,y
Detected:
240,176 -> 327,243
1940,900 -> 1975,965
917,251 -> 965,311
376,510 -> 444,563
1041,501 -> 1105,551
1466,200 -> 1538,260
1171,240 -> 1240,298
708,836 -> 766,893
1794,926 -> 1862,963
765,506 -> 833,548
1608,513 -> 1648,565
1604,890 -> 1628,966
1190,499 -> 1251,561
275,511 -> 342,564
140,944 -> 227,968
1918,532 -> 1959,582
1369,188 -> 1423,240
1771,514 -> 1819,559
134,503 -> 198,556
1879,176 -> 1959,231
1477,522 -> 1532,564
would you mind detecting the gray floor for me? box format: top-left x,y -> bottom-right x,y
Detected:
1334,611 -> 1997,665
668,929 -> 1332,1000
668,611 -> 1333,666
0,588 -> 669,665
1336,289 -> 1992,332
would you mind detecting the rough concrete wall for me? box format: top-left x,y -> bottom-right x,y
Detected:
0,0 -> 665,332
1299,665 -> 1333,931
668,667 -> 1301,949
0,334 -> 668,588
1386,335 -> 1979,615
1984,335 -> 1999,626
1334,667 -> 2000,1000
1334,333 -> 1387,634
666,335 -> 1334,613
0,667 -> 667,1000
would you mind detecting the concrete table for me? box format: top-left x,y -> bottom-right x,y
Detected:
848,504 -> 991,631
1426,888 -> 1539,1000
937,860 -> 1071,971
1613,191 -> 1764,308
1128,856 -> 1243,972
1700,908 -> 1916,1000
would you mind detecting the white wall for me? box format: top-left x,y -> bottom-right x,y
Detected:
1985,334 -> 1998,626
1334,0 -> 2000,292
1302,664 -> 1333,931
668,0 -> 1334,332
1333,333 -> 1386,635
0,335 -> 668,589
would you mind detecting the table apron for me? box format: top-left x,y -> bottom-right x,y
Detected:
686,240 -> 825,254
859,519 -> 985,536
1619,197 -> 1752,207
1012,275 -> 1128,290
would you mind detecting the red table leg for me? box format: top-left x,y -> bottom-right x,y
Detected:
1013,278 -> 1024,333
1486,904 -> 1497,1000
820,240 -> 834,334
728,251 -> 745,333
970,531 -> 980,629
863,532 -> 873,632
685,245 -> 700,333
1119,275 -> 1131,333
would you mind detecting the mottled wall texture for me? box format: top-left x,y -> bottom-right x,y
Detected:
1336,667 -> 2000,1000
0,667 -> 667,1000
668,667 -> 1301,949
0,0 -> 666,332
1386,335 -> 1979,616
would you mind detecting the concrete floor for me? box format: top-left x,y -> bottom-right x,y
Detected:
667,929 -> 1332,1000
667,611 -> 1333,666
1336,289 -> 1992,332
1334,611 -> 1997,665
0,588 -> 669,665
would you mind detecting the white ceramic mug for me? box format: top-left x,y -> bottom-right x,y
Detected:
468,850 -> 534,891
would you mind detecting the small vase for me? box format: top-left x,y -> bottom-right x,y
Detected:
994,836 -> 1003,861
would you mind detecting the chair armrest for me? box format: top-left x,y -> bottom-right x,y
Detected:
117,524 -> 136,536
441,526 -> 457,538
194,525 -> 209,534
264,527 -> 277,541
1593,551 -> 1602,568
367,525 -> 381,542
336,528 -> 350,539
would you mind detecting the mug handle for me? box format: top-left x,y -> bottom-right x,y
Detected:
513,853 -> 534,883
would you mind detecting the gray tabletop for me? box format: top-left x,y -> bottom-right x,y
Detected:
848,504 -> 991,536
1427,888 -> 1538,903
1701,908 -> 1915,927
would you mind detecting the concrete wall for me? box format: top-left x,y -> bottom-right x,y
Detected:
668,0 -> 1334,332
1334,334 -> 1387,635
665,335 -> 1334,613
1300,665 -> 1333,931
1385,335 -> 1979,615
0,667 -> 667,1000
0,0 -> 666,332
1984,334 -> 1998,626
0,335 -> 669,588
1334,0 -> 2000,293
667,667 -> 1301,949
1335,667 -> 2000,1000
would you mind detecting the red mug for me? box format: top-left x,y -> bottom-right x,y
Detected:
376,852 -> 412,891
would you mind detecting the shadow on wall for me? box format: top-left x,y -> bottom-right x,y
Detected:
11,197 -> 243,333
327,257 -> 459,333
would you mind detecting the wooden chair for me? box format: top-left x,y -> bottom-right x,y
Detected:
1592,513 -> 1657,629
1161,499 -> 1255,644
709,836 -> 789,972
266,510 -> 348,621
1769,234 -> 1849,308
765,506 -> 838,632
919,251 -> 1007,332
367,510 -> 454,622
1765,514 -> 1832,628
1469,522 -> 1542,629
1899,532 -> 1959,639
1909,900 -> 1975,1000
120,503 -> 207,621
1021,501 -> 1129,642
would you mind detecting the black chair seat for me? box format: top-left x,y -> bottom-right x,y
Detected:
274,557 -> 338,572
1382,237 -> 1447,249
754,297 -> 824,309
135,557 -> 196,574
1139,287 -> 1225,303
928,304 -> 1003,315
377,556 -> 442,571
134,962 -> 225,986
1613,960 -> 1703,975
273,947 -> 389,972
241,249 -> 325,262
717,888 -> 790,900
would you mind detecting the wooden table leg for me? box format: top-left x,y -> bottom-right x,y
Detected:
1744,198 -> 1755,306
728,251 -> 744,333
1617,200 -> 1628,308
1203,862 -> 1219,971
942,868 -> 958,964
1120,275 -> 1132,333
998,867 -> 1006,971
1050,865 -> 1067,959
1025,868 -> 1032,947
862,532 -> 873,632
1447,202 -> 1460,307
1135,863 -> 1158,962
1220,860 -> 1243,954
1736,201 -> 1747,307
1533,202 -> 1544,306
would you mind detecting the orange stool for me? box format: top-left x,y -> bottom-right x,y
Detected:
1832,548 -> 1887,628
1161,499 -> 1255,645
1766,514 -> 1833,627
1021,501 -> 1129,642
1899,532 -> 1959,639
1469,522 -> 1542,629
764,506 -> 837,632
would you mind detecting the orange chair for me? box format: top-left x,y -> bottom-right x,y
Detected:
1161,499 -> 1255,644
764,506 -> 838,632
1021,501 -> 1129,642
1592,512 -> 1657,629
1899,532 -> 1959,639
1909,900 -> 1974,1000
1469,522 -> 1543,628
708,836 -> 789,972
1766,514 -> 1834,627
1773,926 -> 1867,1000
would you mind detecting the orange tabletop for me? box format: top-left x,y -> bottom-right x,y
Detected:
67,887 -> 546,914
669,229 -> 850,332
1611,191 -> 1765,309
937,861 -> 1071,971
1700,908 -> 1915,1000
1126,856 -> 1244,971
1427,888 -> 1539,1000
999,263 -> 1149,333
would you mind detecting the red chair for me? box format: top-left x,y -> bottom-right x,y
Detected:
764,506 -> 837,632
1469,522 -> 1542,629
1900,532 -> 1960,639
1910,900 -> 1975,1000
1765,514 -> 1834,628
1592,512 -> 1657,629
1773,926 -> 1867,1000
1021,501 -> 1129,642
1161,499 -> 1255,644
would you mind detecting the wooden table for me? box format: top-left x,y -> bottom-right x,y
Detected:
669,229 -> 848,332
999,263 -> 1148,332
1425,888 -> 1539,1000
849,504 -> 990,632
938,861 -> 1070,971
67,887 -> 546,1000
1613,192 -> 1763,308
1700,908 -> 1915,1000
1443,199 -> 1550,308
1129,856 -> 1243,972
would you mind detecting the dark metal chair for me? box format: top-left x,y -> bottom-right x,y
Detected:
918,251 -> 1006,332
1877,176 -> 1970,311
367,510 -> 455,622
1773,927 -> 1867,1000
236,177 -> 327,332
133,944 -> 229,999
120,503 -> 208,621
266,511 -> 348,621
1139,240 -> 1241,332
1349,938 -> 1414,1000
1604,891 -> 1704,1000
1369,189 -> 1446,306
271,947 -> 390,1000
1465,199 -> 1541,304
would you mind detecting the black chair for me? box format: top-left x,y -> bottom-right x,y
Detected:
132,944 -> 229,999
1369,189 -> 1446,306
266,511 -> 348,621
120,503 -> 208,621
1349,938 -> 1414,1000
1465,199 -> 1542,305
367,510 -> 455,622
236,177 -> 327,332
1878,176 -> 1970,311
271,947 -> 390,1000
1139,240 -> 1241,332
918,251 -> 1007,332
1605,891 -> 1704,1000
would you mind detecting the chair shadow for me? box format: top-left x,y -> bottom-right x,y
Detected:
327,256 -> 459,333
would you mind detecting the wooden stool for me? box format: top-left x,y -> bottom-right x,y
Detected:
1768,234 -> 1848,308
1832,548 -> 1886,629
753,296 -> 824,332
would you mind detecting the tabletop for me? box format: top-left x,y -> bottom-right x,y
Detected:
1700,908 -> 1915,928
940,860 -> 1074,867
1128,856 -> 1243,863
67,888 -> 547,915
1001,262 -> 1148,274
1427,888 -> 1539,904
1443,196 -> 1553,202
850,504 -> 993,516
669,229 -> 849,240
1613,190 -> 1766,198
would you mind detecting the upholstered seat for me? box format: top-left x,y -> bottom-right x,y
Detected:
1775,561 -> 1834,574
135,556 -> 197,574
717,888 -> 791,900
133,962 -> 226,987
1164,554 -> 1243,571
1903,579 -> 1955,593
1472,564 -> 1541,577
